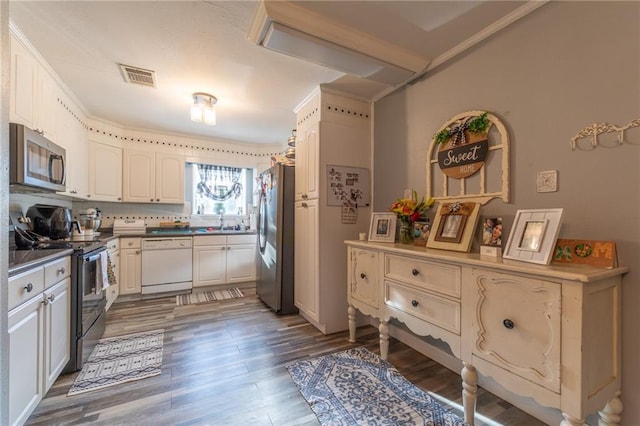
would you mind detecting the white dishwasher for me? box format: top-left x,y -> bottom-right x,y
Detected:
141,237 -> 193,294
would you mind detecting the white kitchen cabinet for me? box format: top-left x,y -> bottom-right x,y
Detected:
294,121 -> 319,202
105,238 -> 120,309
345,241 -> 627,426
43,278 -> 70,391
193,234 -> 256,287
9,256 -> 70,426
119,238 -> 142,295
294,199 -> 319,322
9,35 -> 58,142
122,149 -> 184,203
57,103 -> 88,199
293,89 -> 371,334
89,141 -> 122,202
8,294 -> 43,426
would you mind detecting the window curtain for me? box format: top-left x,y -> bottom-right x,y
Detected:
196,164 -> 243,201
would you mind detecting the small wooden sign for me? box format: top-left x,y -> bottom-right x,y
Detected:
437,133 -> 488,179
552,239 -> 617,268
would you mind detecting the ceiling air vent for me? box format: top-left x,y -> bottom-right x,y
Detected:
119,64 -> 156,88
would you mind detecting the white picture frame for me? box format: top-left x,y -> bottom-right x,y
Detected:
503,208 -> 563,265
368,212 -> 397,243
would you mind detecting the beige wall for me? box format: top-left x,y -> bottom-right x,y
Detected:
373,1 -> 640,423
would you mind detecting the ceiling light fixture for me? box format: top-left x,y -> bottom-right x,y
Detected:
191,92 -> 217,125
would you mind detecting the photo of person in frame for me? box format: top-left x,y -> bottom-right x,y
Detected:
377,219 -> 389,236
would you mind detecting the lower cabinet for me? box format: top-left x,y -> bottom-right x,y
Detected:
9,256 -> 71,426
193,234 -> 257,287
119,238 -> 142,295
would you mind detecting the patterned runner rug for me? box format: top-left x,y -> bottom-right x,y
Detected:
176,288 -> 244,306
287,346 -> 469,426
67,329 -> 164,396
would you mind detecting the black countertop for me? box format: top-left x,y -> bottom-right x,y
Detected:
8,229 -> 255,275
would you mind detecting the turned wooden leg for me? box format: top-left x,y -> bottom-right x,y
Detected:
598,391 -> 623,426
379,320 -> 389,360
347,304 -> 357,343
461,362 -> 477,425
560,413 -> 584,426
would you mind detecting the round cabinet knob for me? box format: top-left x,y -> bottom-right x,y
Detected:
411,299 -> 419,307
47,294 -> 56,302
503,319 -> 515,329
360,273 -> 366,279
156,199 -> 160,202
58,267 -> 65,275
411,268 -> 419,276
24,283 -> 33,292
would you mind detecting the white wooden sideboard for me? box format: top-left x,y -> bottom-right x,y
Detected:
345,240 -> 627,426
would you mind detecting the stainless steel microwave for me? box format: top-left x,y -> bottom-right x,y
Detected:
10,123 -> 66,193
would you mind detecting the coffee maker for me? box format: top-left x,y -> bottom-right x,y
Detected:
25,204 -> 72,240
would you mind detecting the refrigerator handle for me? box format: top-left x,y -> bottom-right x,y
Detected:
258,185 -> 267,253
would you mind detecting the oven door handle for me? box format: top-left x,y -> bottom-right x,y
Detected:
86,251 -> 104,263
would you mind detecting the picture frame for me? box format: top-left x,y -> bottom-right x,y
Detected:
427,202 -> 481,252
503,208 -> 563,265
368,212 -> 397,243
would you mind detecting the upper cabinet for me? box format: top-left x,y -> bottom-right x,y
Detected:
57,100 -> 88,199
122,149 -> 184,203
295,122 -> 319,202
10,35 -> 58,142
88,141 -> 122,202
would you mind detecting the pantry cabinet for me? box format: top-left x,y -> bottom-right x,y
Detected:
293,89 -> 371,334
8,256 -> 70,426
122,149 -> 184,203
57,102 -> 88,199
193,234 -> 256,287
345,240 -> 627,426
89,141 -> 122,202
119,238 -> 142,295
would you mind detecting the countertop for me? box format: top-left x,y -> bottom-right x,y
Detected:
8,229 -> 256,275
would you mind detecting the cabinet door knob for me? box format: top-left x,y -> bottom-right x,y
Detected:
58,267 -> 65,275
47,294 -> 56,302
411,299 -> 419,307
24,283 -> 33,292
411,268 -> 419,276
150,198 -> 154,202
156,198 -> 160,202
503,319 -> 515,329
302,202 -> 308,208
360,273 -> 366,279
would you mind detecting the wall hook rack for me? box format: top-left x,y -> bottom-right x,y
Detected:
570,118 -> 640,150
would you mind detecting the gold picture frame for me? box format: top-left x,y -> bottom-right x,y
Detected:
503,208 -> 563,265
427,202 -> 480,252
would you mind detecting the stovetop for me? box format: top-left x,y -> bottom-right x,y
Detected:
11,231 -> 108,254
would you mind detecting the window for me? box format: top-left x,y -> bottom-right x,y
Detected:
191,164 -> 253,216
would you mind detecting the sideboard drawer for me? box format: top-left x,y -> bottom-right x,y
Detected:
385,280 -> 461,335
384,254 -> 461,298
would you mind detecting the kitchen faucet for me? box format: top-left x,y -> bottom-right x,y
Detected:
219,213 -> 224,229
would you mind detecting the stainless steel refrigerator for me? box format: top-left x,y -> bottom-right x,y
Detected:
256,163 -> 297,314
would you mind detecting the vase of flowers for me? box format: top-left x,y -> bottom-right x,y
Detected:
389,190 -> 435,244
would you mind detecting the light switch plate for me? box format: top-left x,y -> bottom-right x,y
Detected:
536,170 -> 558,192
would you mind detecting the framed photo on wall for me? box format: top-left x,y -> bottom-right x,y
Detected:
368,212 -> 397,243
427,202 -> 480,252
503,208 -> 563,265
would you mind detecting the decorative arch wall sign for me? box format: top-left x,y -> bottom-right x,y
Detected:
427,110 -> 510,205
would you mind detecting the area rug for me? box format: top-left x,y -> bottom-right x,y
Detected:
176,288 -> 244,306
286,346 -> 469,426
67,329 -> 164,396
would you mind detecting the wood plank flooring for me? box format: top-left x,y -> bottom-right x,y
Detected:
26,289 -> 546,426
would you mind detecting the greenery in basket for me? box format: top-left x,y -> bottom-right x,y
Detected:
434,112 -> 490,144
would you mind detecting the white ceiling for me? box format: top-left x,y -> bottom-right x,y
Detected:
9,1 -> 530,146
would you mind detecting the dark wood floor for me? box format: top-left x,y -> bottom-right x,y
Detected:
27,289 -> 546,425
